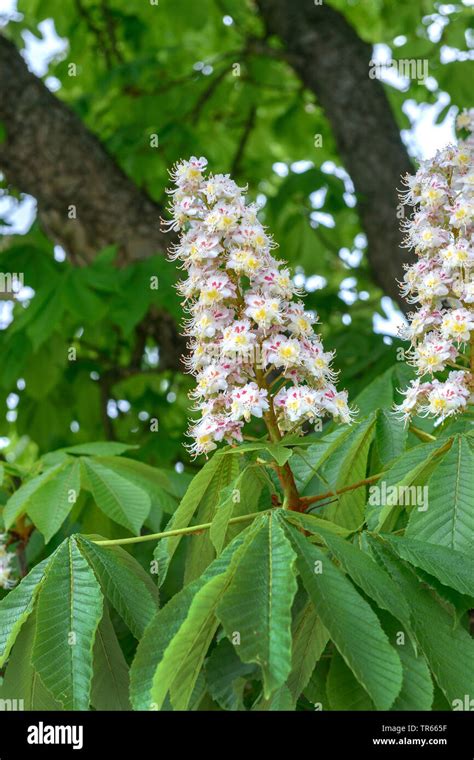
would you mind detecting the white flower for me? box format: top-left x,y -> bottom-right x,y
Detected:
320,387 -> 354,424
422,373 -> 470,422
396,115 -> 474,423
170,156 -> 208,189
202,174 -> 243,204
167,156 -> 352,454
412,335 -> 454,374
0,537 -> 15,589
256,267 -> 296,298
402,307 -> 441,341
395,378 -> 431,422
413,225 -> 449,251
440,241 -> 474,270
221,320 -> 256,357
226,247 -> 263,277
188,414 -> 243,457
199,273 -> 235,305
274,385 -> 321,425
440,308 -> 474,343
186,305 -> 234,339
204,203 -> 243,234
229,382 -> 269,421
461,280 -> 474,303
192,365 -> 230,399
183,233 -> 222,263
231,223 -> 272,252
263,335 -> 302,370
301,339 -> 336,381
286,303 -> 316,337
449,200 -> 473,229
457,108 -> 474,131
244,293 -> 282,330
418,270 -> 450,301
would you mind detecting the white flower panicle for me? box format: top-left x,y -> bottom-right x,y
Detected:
166,156 -> 353,456
0,534 -> 15,589
396,108 -> 474,423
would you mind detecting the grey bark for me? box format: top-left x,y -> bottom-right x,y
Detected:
256,0 -> 414,310
0,34 -> 186,368
0,34 -> 169,266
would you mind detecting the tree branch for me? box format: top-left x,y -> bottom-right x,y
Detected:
0,35 -> 187,370
0,34 -> 170,267
256,0 -> 415,311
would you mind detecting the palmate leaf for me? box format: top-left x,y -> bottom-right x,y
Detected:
368,537 -> 474,706
205,638 -> 256,711
304,658 -> 331,711
367,438 -> 452,533
217,512 -> 298,699
153,451 -> 237,587
326,651 -> 373,711
130,524 -> 258,711
407,566 -> 472,626
385,534 -> 474,596
374,409 -> 408,467
406,435 -> 474,552
0,556 -> 52,667
81,458 -> 150,534
319,532 -> 412,633
164,573 -> 227,710
352,364 -> 399,416
224,469 -> 274,546
3,462 -> 67,529
284,510 -> 351,537
162,517 -> 276,711
27,459 -> 81,542
322,414 -> 377,529
61,442 -> 138,457
32,538 -> 103,710
42,442 -> 138,467
91,606 -> 130,711
393,643 -> 433,712
0,611 -> 61,710
379,612 -> 433,712
4,453 -> 156,540
286,600 -> 329,704
184,453 -> 239,584
253,684 -> 294,711
95,456 -> 182,514
283,521 -> 403,710
210,466 -> 263,555
289,426 -> 353,494
77,537 -> 159,639
130,579 -> 204,711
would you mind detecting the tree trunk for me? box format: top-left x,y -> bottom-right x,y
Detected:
0,34 -> 169,266
256,0 -> 414,311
